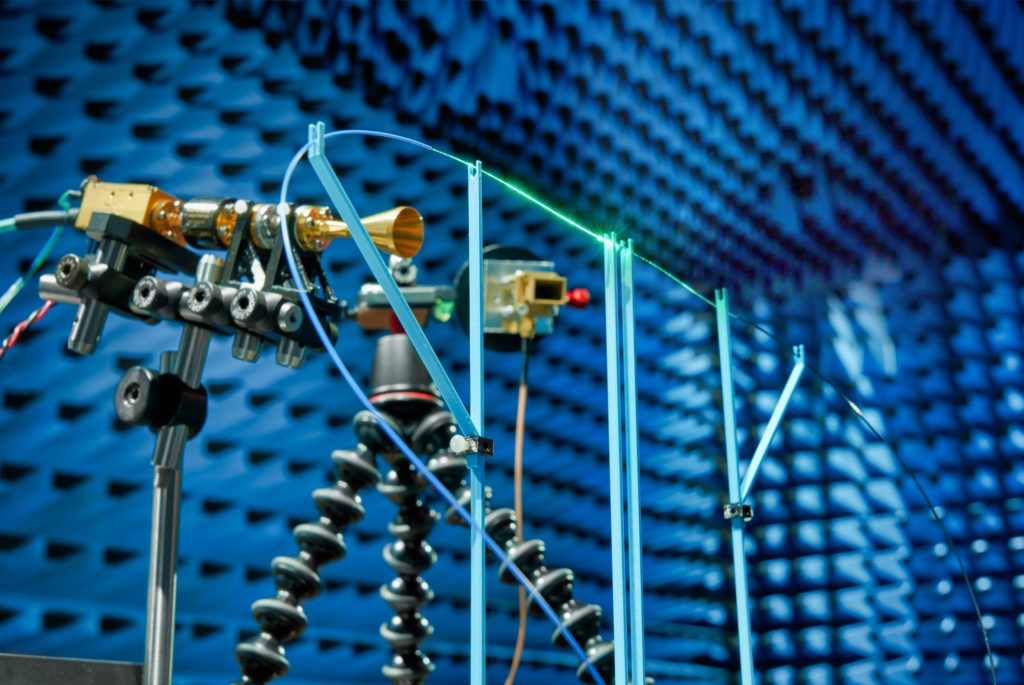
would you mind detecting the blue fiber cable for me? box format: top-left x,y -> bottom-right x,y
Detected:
0,226 -> 61,316
279,131 -> 609,685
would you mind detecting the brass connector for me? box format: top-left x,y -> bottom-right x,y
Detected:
155,197 -> 249,249
507,271 -> 567,339
513,271 -> 567,307
294,205 -> 424,258
75,180 -> 424,258
77,180 -> 186,246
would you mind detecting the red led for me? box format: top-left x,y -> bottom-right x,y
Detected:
565,287 -> 591,309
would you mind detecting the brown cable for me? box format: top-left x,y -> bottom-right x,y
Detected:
504,338 -> 530,685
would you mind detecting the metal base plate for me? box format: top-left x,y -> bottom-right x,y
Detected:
0,653 -> 141,685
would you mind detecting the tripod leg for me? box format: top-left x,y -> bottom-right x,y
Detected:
231,443 -> 381,684
377,454 -> 438,684
437,475 -> 622,684
368,407 -> 458,685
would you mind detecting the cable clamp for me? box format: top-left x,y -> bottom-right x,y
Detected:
723,503 -> 753,522
449,434 -> 494,457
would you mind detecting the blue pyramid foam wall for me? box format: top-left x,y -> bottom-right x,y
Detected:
0,2 -> 1021,684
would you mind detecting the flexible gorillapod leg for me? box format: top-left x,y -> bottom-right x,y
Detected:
230,442 -> 381,684
231,332 -> 456,685
232,326 -> 635,684
357,404 -> 458,685
438,478 -> 620,683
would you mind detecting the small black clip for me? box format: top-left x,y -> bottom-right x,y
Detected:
723,503 -> 753,522
449,435 -> 495,457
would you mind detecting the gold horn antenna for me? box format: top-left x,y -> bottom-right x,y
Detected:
294,205 -> 424,258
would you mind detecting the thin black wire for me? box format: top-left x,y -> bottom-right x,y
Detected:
634,252 -> 716,308
722,308 -> 999,685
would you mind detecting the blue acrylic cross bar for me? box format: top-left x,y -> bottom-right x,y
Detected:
715,288 -> 755,685
740,345 -> 805,502
715,288 -> 806,685
466,160 -> 487,685
619,239 -> 647,685
307,122 -> 489,683
604,234 -> 629,685
306,122 -> 478,437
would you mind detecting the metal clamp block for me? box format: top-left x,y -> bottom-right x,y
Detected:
449,434 -> 494,457
723,503 -> 753,522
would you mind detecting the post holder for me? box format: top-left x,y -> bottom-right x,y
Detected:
450,435 -> 494,457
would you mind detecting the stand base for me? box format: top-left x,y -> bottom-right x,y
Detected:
0,653 -> 141,685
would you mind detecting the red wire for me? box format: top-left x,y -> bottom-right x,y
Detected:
0,300 -> 54,361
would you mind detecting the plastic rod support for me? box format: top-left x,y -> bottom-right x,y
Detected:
604,234 -> 629,685
306,122 -> 476,436
739,345 -> 805,503
715,289 -> 754,685
619,239 -> 647,685
467,160 -> 486,685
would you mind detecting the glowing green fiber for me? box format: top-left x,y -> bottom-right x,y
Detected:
430,146 -> 719,308
430,147 -> 608,245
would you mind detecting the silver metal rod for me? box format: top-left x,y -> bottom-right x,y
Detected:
68,238 -> 129,355
142,256 -> 219,685
38,274 -> 83,305
141,462 -> 183,685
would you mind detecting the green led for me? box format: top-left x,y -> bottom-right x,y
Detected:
433,298 -> 455,323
